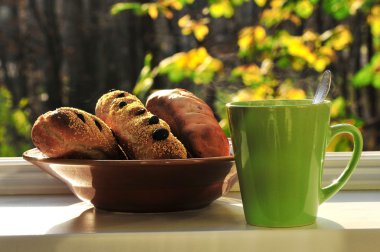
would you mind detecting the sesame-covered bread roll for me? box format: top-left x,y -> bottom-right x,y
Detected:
31,107 -> 126,159
95,90 -> 187,160
146,88 -> 230,158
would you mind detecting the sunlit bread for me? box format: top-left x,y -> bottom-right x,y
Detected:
95,90 -> 187,159
146,88 -> 229,158
31,107 -> 126,159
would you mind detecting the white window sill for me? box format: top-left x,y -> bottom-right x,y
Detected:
1,191 -> 380,252
1,152 -> 380,251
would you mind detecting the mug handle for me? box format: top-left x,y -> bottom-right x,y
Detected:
319,124 -> 363,204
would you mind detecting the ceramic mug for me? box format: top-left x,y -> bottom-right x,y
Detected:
227,100 -> 363,227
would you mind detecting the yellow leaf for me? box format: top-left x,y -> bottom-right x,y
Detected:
260,9 -> 282,27
271,0 -> 286,8
178,15 -> 191,27
255,84 -> 274,99
277,82 -> 306,99
295,0 -> 314,18
247,64 -> 261,73
291,59 -> 304,71
167,0 -> 183,10
238,26 -> 266,52
148,4 -> 158,19
372,20 -> 380,37
287,39 -> 306,56
233,86 -> 274,102
330,25 -> 353,51
319,46 -> 335,58
159,52 -> 186,70
174,53 -> 188,69
241,64 -> 262,85
302,30 -> 318,42
331,96 -> 346,118
210,0 -> 234,18
368,6 -> 380,37
181,27 -> 192,36
254,0 -> 267,7
314,57 -> 330,72
254,26 -> 266,42
238,27 -> 254,51
178,15 -> 209,41
210,58 -> 223,71
350,0 -> 365,15
194,25 -> 209,41
233,88 -> 255,101
305,51 -> 317,64
286,88 -> 306,99
279,88 -> 306,99
163,9 -> 173,19
187,47 -> 208,70
289,14 -> 302,26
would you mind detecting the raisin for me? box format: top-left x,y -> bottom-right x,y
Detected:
76,113 -> 85,123
94,120 -> 102,131
119,101 -> 127,108
148,115 -> 159,125
117,92 -> 125,98
152,128 -> 169,141
135,108 -> 146,115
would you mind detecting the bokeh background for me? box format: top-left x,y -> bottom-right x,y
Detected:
0,0 -> 379,156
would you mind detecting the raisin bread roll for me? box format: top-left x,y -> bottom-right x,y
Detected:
31,107 -> 126,159
146,88 -> 229,158
95,90 -> 187,160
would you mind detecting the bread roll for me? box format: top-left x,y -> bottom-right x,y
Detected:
146,88 -> 230,158
95,90 -> 187,159
31,107 -> 126,159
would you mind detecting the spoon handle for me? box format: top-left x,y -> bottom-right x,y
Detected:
313,70 -> 332,104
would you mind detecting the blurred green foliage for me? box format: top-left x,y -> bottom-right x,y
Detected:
0,86 -> 32,156
113,0 -> 380,151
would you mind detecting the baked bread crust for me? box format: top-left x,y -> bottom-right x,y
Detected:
146,88 -> 229,158
95,90 -> 187,160
31,107 -> 126,159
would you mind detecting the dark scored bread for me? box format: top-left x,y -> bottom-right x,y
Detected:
146,88 -> 230,158
31,107 -> 126,159
95,90 -> 187,160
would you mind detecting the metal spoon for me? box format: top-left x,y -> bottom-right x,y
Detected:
313,70 -> 332,104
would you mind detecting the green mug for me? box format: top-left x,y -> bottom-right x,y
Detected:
227,99 -> 363,227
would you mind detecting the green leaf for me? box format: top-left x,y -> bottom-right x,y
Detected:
0,86 -> 32,156
194,71 -> 214,84
207,0 -> 218,4
352,64 -> 373,87
295,1 -> 314,19
322,0 -> 350,20
110,3 -> 143,15
167,70 -> 185,82
331,96 -> 346,118
334,137 -> 353,152
133,76 -> 154,97
231,0 -> 247,6
133,53 -> 156,97
144,53 -> 153,66
18,98 -> 28,108
277,57 -> 291,68
373,74 -> 380,89
11,109 -> 31,137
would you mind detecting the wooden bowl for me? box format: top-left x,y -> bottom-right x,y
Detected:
23,148 -> 237,212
